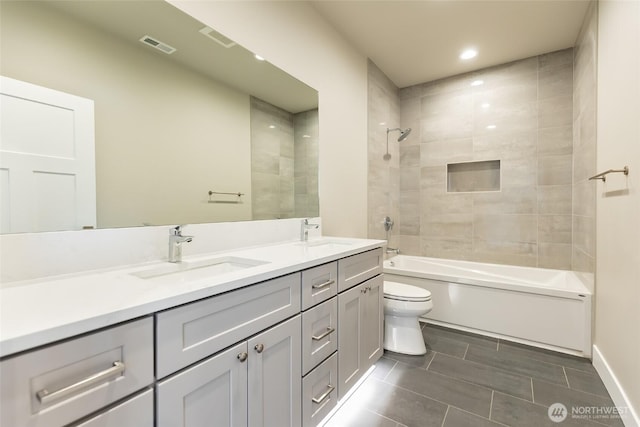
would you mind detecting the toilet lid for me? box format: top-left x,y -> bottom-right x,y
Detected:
384,281 -> 431,302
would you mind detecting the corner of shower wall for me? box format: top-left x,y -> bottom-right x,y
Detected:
367,60 -> 401,249
572,0 -> 598,280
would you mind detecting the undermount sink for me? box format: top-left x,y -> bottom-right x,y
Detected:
296,239 -> 354,248
131,256 -> 269,283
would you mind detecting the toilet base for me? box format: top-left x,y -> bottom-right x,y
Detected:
383,315 -> 427,355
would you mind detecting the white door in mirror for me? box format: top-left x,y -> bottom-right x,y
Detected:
0,76 -> 96,233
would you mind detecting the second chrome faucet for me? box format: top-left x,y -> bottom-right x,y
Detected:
169,225 -> 193,263
300,218 -> 319,241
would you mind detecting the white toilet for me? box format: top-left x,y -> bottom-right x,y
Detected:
383,281 -> 433,355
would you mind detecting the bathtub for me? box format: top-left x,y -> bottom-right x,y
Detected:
384,255 -> 592,357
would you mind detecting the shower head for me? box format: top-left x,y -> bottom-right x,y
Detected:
398,128 -> 412,142
384,127 -> 412,160
387,127 -> 412,142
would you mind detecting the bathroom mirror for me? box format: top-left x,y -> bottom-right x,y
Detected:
0,0 -> 319,233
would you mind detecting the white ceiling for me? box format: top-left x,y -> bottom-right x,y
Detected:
310,0 -> 591,88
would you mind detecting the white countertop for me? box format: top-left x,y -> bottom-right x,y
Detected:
0,237 -> 384,358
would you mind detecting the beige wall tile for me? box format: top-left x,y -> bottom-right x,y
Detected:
538,243 -> 572,270
572,180 -> 596,217
538,154 -> 573,185
539,215 -> 572,244
473,131 -> 536,160
420,139 -> 473,167
399,235 -> 421,255
400,144 -> 420,167
539,126 -> 573,156
473,187 -> 537,214
400,167 -> 420,191
473,214 -> 537,243
422,237 -> 473,260
538,60 -> 573,100
501,157 -> 537,188
421,213 -> 473,239
539,95 -> 573,128
573,215 -> 596,257
421,192 -> 473,215
472,240 -> 538,267
473,100 -> 537,135
538,185 -> 572,214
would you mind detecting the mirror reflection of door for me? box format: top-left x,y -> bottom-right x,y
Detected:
0,76 -> 96,233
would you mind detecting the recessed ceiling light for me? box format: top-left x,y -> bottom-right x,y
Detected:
487,125 -> 497,130
255,54 -> 265,61
269,125 -> 276,129
481,103 -> 490,109
460,49 -> 477,60
471,80 -> 484,87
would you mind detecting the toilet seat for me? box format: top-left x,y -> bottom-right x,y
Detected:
384,281 -> 431,302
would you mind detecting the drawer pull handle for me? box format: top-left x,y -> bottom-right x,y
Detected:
36,361 -> 125,405
312,279 -> 335,290
312,384 -> 335,404
312,327 -> 336,341
237,352 -> 248,362
254,343 -> 265,353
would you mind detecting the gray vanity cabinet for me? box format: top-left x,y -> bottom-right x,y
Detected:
156,315 -> 301,427
337,274 -> 383,399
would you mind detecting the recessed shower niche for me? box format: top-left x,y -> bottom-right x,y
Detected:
446,160 -> 501,192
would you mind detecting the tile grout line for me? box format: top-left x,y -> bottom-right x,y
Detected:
440,405 -> 450,427
381,360 -> 398,382
489,390 -> 494,421
425,352 -> 436,370
367,408 -> 403,426
531,377 -> 535,404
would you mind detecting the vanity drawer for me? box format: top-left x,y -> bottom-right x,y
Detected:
156,272 -> 301,378
75,388 -> 154,427
0,317 -> 153,427
302,261 -> 338,310
302,352 -> 338,427
302,297 -> 337,375
337,248 -> 383,292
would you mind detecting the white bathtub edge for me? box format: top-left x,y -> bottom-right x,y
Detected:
592,345 -> 640,427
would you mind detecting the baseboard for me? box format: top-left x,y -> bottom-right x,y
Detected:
592,345 -> 639,427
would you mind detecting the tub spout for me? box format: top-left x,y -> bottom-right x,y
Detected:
386,247 -> 400,255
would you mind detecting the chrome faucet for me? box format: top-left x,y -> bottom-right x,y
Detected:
168,225 -> 193,263
300,218 -> 319,241
386,247 -> 400,255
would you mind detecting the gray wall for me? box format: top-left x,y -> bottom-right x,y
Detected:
572,1 -> 598,274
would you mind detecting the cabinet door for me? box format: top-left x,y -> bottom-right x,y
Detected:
337,283 -> 364,400
248,315 -> 301,427
156,342 -> 248,427
362,275 -> 384,368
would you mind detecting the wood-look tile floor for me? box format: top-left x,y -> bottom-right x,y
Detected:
324,324 -> 624,427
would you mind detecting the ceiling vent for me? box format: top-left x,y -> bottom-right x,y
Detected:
139,35 -> 176,54
199,26 -> 236,48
